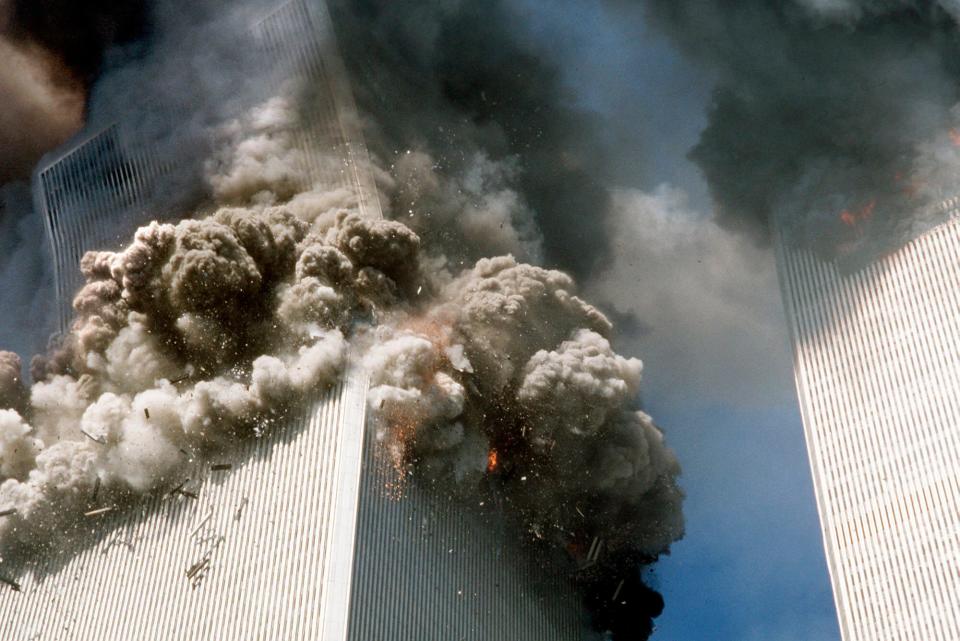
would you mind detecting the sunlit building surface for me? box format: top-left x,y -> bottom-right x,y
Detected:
12,1 -> 584,638
0,376 -> 581,640
777,202 -> 960,641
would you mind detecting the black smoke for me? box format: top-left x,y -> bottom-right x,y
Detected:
641,0 -> 960,258
0,1 -> 676,638
2,0 -> 152,85
329,0 -> 615,278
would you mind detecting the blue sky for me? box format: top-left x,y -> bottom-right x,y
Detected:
516,1 -> 842,638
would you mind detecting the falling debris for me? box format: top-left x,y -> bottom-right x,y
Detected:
0,576 -> 21,592
190,511 -> 213,538
80,429 -> 106,445
0,509 -> 15,518
92,478 -> 101,503
185,557 -> 210,582
234,497 -> 248,522
612,579 -> 625,602
210,464 -> 232,472
168,479 -> 190,497
144,408 -> 150,419
84,506 -> 114,518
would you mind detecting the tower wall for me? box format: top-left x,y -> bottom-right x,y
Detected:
776,210 -> 960,641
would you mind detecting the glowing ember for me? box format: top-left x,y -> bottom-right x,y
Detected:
486,449 -> 498,472
840,199 -> 876,227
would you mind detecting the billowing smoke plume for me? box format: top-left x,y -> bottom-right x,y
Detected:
0,167 -> 680,641
0,1 -> 685,637
0,0 -> 151,182
328,0 -> 614,277
642,0 -> 960,260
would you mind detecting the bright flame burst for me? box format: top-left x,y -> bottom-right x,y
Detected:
487,449 -> 499,473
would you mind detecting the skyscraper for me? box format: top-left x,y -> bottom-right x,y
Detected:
8,1 -> 586,638
0,375 -> 581,640
776,201 -> 960,641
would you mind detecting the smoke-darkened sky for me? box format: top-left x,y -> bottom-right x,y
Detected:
0,0 -> 891,639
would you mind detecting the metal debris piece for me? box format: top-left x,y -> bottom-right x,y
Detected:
80,429 -> 105,445
191,511 -> 213,537
585,537 -> 604,565
210,463 -> 232,472
144,408 -> 150,419
611,579 -> 625,602
168,479 -> 189,496
185,557 -> 209,580
234,497 -> 249,522
84,506 -> 114,518
0,508 -> 15,518
177,490 -> 199,500
0,576 -> 21,592
92,478 -> 101,503
170,374 -> 190,384
575,506 -> 585,518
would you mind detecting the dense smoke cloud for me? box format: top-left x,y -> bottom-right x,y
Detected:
0,0 -> 151,182
0,1 -> 686,637
2,79 -> 682,638
642,0 -> 960,258
329,0 -> 614,277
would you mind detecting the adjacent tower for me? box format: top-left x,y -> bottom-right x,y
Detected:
776,202 -> 960,641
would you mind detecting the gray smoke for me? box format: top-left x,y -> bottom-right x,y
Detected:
1,84 -> 681,638
642,0 -> 960,261
0,1 -> 686,637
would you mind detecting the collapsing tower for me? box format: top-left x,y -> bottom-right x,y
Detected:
776,198 -> 960,641
8,0 -> 585,639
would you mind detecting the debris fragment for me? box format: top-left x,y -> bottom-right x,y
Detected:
0,509 -> 15,518
144,408 -> 150,419
0,576 -> 21,592
612,579 -> 625,602
234,497 -> 249,522
92,477 -> 101,502
84,506 -> 114,518
186,557 -> 209,580
210,463 -> 232,472
191,511 -> 213,538
80,429 -> 105,445
168,479 -> 189,497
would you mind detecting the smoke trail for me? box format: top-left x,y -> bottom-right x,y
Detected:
641,0 -> 960,261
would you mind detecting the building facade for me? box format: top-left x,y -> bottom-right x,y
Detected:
0,376 -> 581,640
776,204 -> 960,641
14,1 -> 585,638
33,0 -> 381,336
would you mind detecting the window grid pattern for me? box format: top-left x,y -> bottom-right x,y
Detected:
34,0 -> 382,337
35,125 -> 163,336
777,212 -> 960,641
252,0 -> 382,218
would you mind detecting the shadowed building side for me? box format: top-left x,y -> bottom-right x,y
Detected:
33,0 -> 382,337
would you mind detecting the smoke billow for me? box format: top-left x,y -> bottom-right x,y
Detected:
642,0 -> 960,260
0,0 -> 151,182
0,170 -> 681,641
0,1 -> 685,638
328,0 -> 614,277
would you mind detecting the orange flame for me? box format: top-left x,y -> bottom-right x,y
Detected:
839,199 -> 875,228
487,449 -> 499,472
